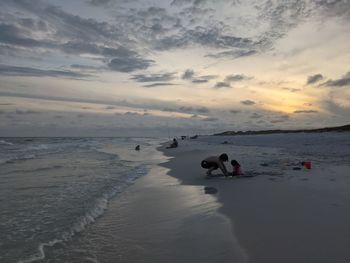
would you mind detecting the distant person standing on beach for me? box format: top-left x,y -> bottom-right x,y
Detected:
201,153 -> 229,176
166,138 -> 178,149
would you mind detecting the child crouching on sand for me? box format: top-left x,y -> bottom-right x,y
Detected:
231,160 -> 243,176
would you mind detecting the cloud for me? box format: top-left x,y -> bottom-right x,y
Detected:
15,109 -> 42,114
270,114 -> 290,123
241,100 -> 256,106
108,56 -> 153,72
70,64 -> 105,71
171,0 -> 207,7
182,69 -> 195,80
143,83 -> 177,88
225,74 -> 251,83
282,87 -> 301,92
166,29 -> 254,50
107,47 -> 154,72
322,72 -> 350,87
306,74 -> 324,85
293,110 -> 318,113
105,106 -> 116,109
0,24 -> 46,48
196,106 -> 210,113
131,72 -> 175,82
124,111 -> 141,116
229,110 -> 241,114
206,49 -> 257,59
214,82 -> 231,89
87,0 -> 113,6
192,79 -> 208,83
0,65 -> 90,79
201,117 -> 218,122
322,99 -> 350,117
250,113 -> 263,119
181,69 -> 217,83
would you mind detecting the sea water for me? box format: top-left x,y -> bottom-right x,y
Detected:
0,137 -> 165,263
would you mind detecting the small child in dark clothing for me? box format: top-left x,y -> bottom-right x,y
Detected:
231,160 -> 243,176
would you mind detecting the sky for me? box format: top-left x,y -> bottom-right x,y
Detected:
0,0 -> 349,137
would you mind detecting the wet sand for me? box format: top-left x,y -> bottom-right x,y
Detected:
160,134 -> 350,263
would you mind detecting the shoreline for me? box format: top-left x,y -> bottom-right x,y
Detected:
159,135 -> 350,263
34,140 -> 245,263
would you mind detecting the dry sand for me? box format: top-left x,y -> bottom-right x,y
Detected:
160,134 -> 350,263
82,133 -> 350,263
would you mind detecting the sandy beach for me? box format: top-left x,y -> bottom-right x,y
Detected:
158,133 -> 350,263
2,134 -> 349,263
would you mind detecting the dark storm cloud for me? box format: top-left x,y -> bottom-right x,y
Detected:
322,71 -> 350,87
241,100 -> 256,106
213,82 -> 231,89
306,74 -> 324,85
131,72 -> 175,82
0,65 -> 90,78
293,110 -> 318,113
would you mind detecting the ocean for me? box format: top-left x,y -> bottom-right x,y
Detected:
0,137 -> 166,263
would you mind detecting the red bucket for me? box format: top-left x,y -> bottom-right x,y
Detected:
303,161 -> 312,169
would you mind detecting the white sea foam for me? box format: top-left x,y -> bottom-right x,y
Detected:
17,165 -> 149,263
18,239 -> 63,263
0,139 -> 14,145
28,144 -> 49,150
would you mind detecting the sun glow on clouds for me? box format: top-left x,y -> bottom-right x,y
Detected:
0,0 -> 350,136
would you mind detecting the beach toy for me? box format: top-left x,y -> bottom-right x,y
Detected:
302,161 -> 312,169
